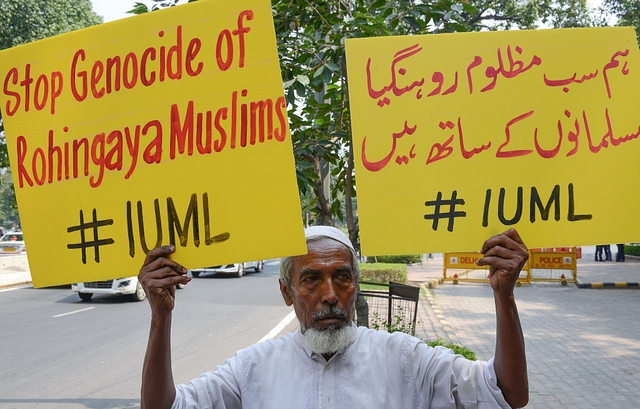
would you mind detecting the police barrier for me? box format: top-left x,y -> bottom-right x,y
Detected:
529,247 -> 579,285
442,252 -> 531,286
442,248 -> 579,286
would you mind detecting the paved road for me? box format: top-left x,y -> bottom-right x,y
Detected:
410,250 -> 640,409
0,260 -> 291,409
4,248 -> 639,408
435,283 -> 640,408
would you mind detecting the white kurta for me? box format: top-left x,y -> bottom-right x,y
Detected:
172,326 -> 510,409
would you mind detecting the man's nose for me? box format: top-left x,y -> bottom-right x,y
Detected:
321,279 -> 339,305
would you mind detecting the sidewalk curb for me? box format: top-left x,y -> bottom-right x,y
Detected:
419,283 -> 460,345
0,272 -> 32,289
576,278 -> 640,289
421,277 -> 443,289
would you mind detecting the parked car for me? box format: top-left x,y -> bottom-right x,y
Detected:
190,260 -> 264,278
0,232 -> 26,255
72,277 -> 184,302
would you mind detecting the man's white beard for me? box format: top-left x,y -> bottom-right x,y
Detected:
301,324 -> 357,355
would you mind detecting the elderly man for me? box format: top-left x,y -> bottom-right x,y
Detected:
139,226 -> 529,409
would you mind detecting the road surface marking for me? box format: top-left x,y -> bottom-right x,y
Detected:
53,307 -> 95,318
259,310 -> 296,343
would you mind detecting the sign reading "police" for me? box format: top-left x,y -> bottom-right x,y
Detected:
530,252 -> 576,270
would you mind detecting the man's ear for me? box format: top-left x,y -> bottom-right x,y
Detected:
279,279 -> 293,306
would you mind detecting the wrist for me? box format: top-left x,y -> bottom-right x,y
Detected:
151,310 -> 173,328
494,290 -> 516,306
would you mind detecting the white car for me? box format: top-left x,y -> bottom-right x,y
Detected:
190,261 -> 264,278
0,232 -> 26,255
72,276 -> 146,301
72,276 -> 185,302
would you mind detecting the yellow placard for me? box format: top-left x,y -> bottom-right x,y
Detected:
345,27 -> 640,255
0,0 -> 306,287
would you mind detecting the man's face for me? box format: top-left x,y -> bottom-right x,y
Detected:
280,238 -> 357,332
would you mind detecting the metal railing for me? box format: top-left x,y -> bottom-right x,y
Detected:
357,281 -> 420,336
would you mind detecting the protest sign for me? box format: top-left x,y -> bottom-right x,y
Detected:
345,27 -> 640,255
0,0 -> 306,287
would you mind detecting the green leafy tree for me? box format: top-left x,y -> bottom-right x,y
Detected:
128,0 -> 198,14
0,170 -> 20,229
538,0 -> 601,28
602,0 -> 640,43
274,0 -> 473,247
462,0 -> 600,31
0,0 -> 102,227
0,0 -> 102,50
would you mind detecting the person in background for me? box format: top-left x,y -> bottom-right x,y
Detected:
603,244 -> 612,261
595,245 -> 604,262
616,244 -> 626,262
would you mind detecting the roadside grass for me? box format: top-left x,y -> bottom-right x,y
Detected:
424,339 -> 477,361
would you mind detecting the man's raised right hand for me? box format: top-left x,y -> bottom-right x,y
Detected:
138,245 -> 191,314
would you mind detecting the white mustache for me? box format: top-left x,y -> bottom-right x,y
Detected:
312,306 -> 347,321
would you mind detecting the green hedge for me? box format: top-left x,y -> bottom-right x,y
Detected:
625,245 -> 640,257
366,254 -> 422,264
425,339 -> 476,361
358,262 -> 408,284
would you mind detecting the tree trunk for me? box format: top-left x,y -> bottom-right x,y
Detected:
345,137 -> 359,251
339,56 -> 367,328
341,56 -> 359,251
311,156 -> 334,226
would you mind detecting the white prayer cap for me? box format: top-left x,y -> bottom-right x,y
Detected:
304,226 -> 355,253
278,225 -> 359,287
